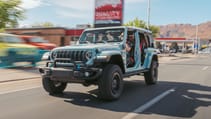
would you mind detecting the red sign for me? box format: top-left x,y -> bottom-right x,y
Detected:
95,11 -> 122,20
94,0 -> 124,27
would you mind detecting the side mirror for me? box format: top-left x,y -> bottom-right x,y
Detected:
41,52 -> 50,61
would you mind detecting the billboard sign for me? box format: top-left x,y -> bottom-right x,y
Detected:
94,0 -> 124,28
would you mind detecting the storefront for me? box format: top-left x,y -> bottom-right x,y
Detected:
155,38 -> 195,53
6,27 -> 84,46
66,29 -> 84,45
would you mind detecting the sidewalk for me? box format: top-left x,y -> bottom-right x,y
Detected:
0,68 -> 41,83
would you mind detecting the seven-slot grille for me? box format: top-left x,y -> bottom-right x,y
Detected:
52,50 -> 89,63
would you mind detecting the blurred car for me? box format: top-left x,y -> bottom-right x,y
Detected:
0,33 -> 39,66
155,49 -> 161,54
19,35 -> 56,50
169,48 -> 177,53
198,47 -> 211,54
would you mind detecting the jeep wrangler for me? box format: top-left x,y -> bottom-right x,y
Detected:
39,26 -> 159,100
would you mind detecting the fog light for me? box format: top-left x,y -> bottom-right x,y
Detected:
39,68 -> 44,73
84,72 -> 90,77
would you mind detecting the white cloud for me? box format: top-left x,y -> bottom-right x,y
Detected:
52,0 -> 146,10
20,0 -> 148,26
52,0 -> 94,10
51,0 -> 94,20
19,0 -> 147,10
96,0 -> 121,8
52,0 -> 147,22
125,0 -> 147,3
20,0 -> 48,9
57,10 -> 92,19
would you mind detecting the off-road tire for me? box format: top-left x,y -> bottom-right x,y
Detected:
42,77 -> 67,94
5,51 -> 16,66
98,64 -> 123,100
144,60 -> 158,85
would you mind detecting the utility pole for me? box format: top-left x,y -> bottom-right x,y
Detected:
147,0 -> 151,29
195,24 -> 198,54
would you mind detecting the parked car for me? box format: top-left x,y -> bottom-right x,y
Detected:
0,33 -> 39,67
19,35 -> 56,50
155,49 -> 161,54
198,47 -> 211,54
39,26 -> 159,100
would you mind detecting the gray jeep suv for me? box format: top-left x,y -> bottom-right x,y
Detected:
39,26 -> 159,100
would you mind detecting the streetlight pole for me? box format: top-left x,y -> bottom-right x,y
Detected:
147,0 -> 151,29
195,24 -> 198,54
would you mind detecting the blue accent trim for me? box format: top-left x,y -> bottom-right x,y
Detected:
76,64 -> 81,70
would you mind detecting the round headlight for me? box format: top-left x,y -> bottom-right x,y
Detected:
50,51 -> 57,60
42,52 -> 50,61
85,51 -> 92,60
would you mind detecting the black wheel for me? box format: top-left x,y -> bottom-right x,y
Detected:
31,60 -> 36,66
42,77 -> 67,94
98,64 -> 123,100
144,60 -> 158,85
5,51 -> 16,66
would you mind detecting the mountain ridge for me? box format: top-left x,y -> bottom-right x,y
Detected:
158,21 -> 211,40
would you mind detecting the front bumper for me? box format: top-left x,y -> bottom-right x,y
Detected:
39,61 -> 102,83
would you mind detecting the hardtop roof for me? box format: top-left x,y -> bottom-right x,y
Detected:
84,26 -> 152,34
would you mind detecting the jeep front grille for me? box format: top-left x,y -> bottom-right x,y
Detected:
52,50 -> 89,63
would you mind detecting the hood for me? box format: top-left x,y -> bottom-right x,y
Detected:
31,43 -> 56,47
29,43 -> 56,50
6,43 -> 37,49
53,43 -> 122,51
4,43 -> 38,55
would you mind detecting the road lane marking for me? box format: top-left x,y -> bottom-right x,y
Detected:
202,66 -> 208,71
121,88 -> 175,119
0,86 -> 41,95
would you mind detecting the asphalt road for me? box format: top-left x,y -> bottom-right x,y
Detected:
0,55 -> 211,119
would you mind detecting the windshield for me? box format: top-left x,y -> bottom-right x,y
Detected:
30,37 -> 48,43
79,28 -> 124,44
5,36 -> 23,43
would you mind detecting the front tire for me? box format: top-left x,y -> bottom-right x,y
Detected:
5,51 -> 16,66
42,77 -> 67,94
31,60 -> 36,66
98,64 -> 123,100
144,60 -> 158,85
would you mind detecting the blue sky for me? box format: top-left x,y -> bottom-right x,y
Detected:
19,0 -> 211,27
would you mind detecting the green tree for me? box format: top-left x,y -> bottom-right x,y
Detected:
0,0 -> 24,29
124,17 -> 160,37
0,28 -> 5,32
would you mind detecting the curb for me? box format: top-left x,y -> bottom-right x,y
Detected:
0,76 -> 41,83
